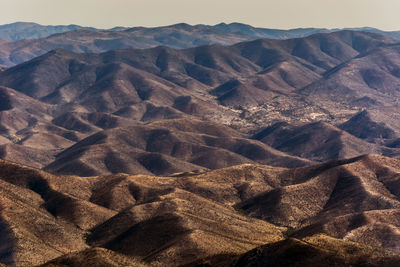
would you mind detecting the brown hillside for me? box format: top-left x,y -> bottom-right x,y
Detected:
44,119 -> 310,176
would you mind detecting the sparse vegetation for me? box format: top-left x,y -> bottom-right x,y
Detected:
1,24 -> 400,266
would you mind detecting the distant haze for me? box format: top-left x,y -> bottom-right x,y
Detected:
1,0 -> 400,30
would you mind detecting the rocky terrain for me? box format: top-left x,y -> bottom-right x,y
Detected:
1,155 -> 400,266
1,27 -> 400,265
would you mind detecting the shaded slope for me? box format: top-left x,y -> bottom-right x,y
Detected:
0,163 -> 91,266
301,45 -> 400,114
0,46 -> 246,121
0,158 -> 286,266
45,119 -> 310,176
340,109 -> 400,142
211,79 -> 278,107
233,30 -> 396,71
39,248 -> 148,267
235,234 -> 400,267
87,189 -> 284,266
254,121 -> 395,162
2,155 -> 400,265
0,86 -> 79,168
236,154 -> 400,252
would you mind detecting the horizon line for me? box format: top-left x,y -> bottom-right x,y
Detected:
0,21 -> 398,32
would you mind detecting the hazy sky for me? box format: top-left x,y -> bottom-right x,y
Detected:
1,0 -> 400,30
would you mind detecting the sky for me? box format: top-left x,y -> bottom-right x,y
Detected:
1,0 -> 400,30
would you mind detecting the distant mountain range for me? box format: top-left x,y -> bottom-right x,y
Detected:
1,21 -> 400,41
0,22 -> 400,68
0,21 -> 128,41
0,22 -> 96,40
214,23 -> 400,40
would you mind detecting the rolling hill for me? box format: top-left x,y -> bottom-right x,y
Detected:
0,30 -> 399,176
43,118 -> 310,176
1,155 -> 400,265
253,121 -> 398,162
